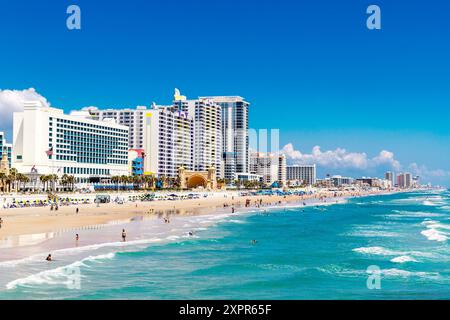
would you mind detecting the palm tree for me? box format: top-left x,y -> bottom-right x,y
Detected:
67,175 -> 75,191
61,174 -> 69,191
8,168 -> 18,192
40,175 -> 49,192
0,172 -> 7,193
17,173 -> 29,191
50,174 -> 59,192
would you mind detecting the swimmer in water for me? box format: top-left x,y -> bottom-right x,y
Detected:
46,254 -> 52,261
121,229 -> 127,242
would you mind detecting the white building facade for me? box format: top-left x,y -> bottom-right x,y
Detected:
173,92 -> 223,177
84,106 -> 147,149
143,105 -> 193,178
13,102 -> 129,183
250,152 -> 286,187
200,96 -> 249,180
286,165 -> 316,186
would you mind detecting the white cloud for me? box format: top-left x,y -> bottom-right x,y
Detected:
409,163 -> 450,179
0,88 -> 50,135
281,143 -> 401,171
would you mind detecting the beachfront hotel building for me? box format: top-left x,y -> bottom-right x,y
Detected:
81,106 -> 147,149
286,164 -> 317,186
331,175 -> 354,187
13,102 -> 129,183
0,132 -> 12,168
250,152 -> 286,187
143,105 -> 193,178
173,91 -> 223,177
385,171 -> 394,186
199,95 -> 250,180
397,172 -> 412,189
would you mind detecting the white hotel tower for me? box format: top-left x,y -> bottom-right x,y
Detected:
200,96 -> 249,180
143,105 -> 193,177
83,106 -> 147,149
173,90 -> 223,177
13,102 -> 129,183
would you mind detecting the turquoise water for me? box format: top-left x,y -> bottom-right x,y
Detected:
1,190 -> 449,299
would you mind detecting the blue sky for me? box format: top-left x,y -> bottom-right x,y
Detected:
1,0 -> 449,185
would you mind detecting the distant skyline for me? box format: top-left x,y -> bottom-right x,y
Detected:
1,0 -> 449,186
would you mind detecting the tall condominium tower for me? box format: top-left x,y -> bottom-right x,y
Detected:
14,102 -> 129,183
84,106 -> 148,149
384,171 -> 394,185
143,105 -> 193,178
199,96 -> 249,180
173,90 -> 223,177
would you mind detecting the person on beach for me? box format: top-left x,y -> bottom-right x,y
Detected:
46,254 -> 52,261
122,229 -> 127,241
76,234 -> 79,241
0,217 -> 3,229
76,207 -> 79,214
232,206 -> 235,213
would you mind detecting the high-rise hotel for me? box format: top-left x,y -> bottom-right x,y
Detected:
82,106 -> 147,149
200,96 -> 249,180
72,89 -> 248,180
173,90 -> 223,176
13,102 -> 129,183
143,104 -> 193,177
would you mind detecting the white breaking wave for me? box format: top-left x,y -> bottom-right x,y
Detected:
421,220 -> 449,242
381,268 -> 440,279
0,237 -> 163,268
353,246 -> 431,258
353,246 -> 398,256
6,253 -> 115,290
421,229 -> 448,242
390,255 -> 418,263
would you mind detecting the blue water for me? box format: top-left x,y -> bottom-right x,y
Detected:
1,190 -> 449,299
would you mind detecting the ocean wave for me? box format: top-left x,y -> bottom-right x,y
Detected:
0,237 -> 163,268
381,268 -> 440,279
421,229 -> 448,242
421,220 -> 449,242
390,255 -> 418,263
353,246 -> 431,258
346,230 -> 399,238
317,265 -> 439,280
6,253 -> 115,290
353,246 -> 398,256
385,211 -> 444,218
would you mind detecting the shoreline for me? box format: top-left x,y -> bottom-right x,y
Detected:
0,189 -> 402,240
0,189 -> 405,259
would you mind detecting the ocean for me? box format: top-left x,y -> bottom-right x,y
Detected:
1,190 -> 449,299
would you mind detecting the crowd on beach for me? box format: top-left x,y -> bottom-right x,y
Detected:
0,187 -> 400,262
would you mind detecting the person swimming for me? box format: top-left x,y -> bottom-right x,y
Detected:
251,240 -> 257,245
46,254 -> 52,261
121,229 -> 127,242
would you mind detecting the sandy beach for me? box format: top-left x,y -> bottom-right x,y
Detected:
0,189 -> 396,248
